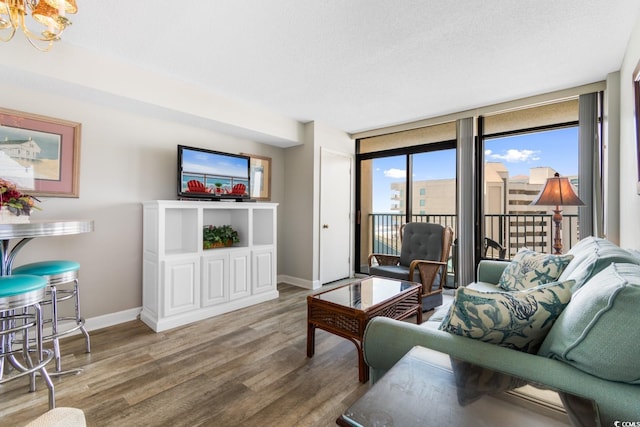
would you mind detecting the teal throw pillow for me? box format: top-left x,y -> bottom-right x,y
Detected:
539,263 -> 640,384
499,249 -> 573,291
438,280 -> 574,353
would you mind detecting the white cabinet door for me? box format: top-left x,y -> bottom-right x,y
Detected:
252,248 -> 275,294
163,258 -> 200,317
201,252 -> 229,306
229,250 -> 251,300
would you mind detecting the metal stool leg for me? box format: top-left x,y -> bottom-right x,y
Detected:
12,261 -> 89,375
74,279 -> 90,353
0,291 -> 56,410
49,285 -> 62,372
35,302 -> 55,410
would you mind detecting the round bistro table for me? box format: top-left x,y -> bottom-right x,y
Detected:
0,219 -> 94,276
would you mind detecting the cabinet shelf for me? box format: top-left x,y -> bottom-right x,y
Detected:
142,200 -> 279,332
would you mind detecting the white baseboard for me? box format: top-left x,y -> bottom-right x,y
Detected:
277,275 -> 321,290
84,307 -> 142,332
41,307 -> 142,340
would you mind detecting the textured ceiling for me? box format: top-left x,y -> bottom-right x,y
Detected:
63,0 -> 640,134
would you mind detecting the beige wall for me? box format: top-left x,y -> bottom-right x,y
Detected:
0,40 -> 301,329
1,79 -> 288,327
281,122 -> 354,289
618,12 -> 640,249
281,124 -> 316,287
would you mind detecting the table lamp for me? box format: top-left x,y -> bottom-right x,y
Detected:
530,173 -> 584,254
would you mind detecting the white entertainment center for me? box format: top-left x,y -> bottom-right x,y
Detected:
141,200 -> 278,332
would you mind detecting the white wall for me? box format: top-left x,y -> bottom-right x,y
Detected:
618,13 -> 640,250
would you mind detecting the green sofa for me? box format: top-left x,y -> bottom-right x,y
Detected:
363,237 -> 640,424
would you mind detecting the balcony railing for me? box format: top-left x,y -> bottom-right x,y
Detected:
369,213 -> 579,259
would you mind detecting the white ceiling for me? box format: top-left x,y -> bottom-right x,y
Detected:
63,0 -> 640,135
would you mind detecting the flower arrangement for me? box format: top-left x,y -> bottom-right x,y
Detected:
0,178 -> 40,217
203,224 -> 240,249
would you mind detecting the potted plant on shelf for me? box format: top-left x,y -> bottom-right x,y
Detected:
203,224 -> 240,249
0,178 -> 40,224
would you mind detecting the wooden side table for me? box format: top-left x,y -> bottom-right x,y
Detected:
307,276 -> 422,383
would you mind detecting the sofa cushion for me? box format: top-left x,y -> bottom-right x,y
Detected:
468,281 -> 502,293
558,236 -> 640,290
539,263 -> 640,384
627,248 -> 640,260
498,249 -> 573,291
438,280 -> 574,353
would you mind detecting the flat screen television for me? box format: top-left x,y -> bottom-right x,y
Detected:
177,145 -> 250,201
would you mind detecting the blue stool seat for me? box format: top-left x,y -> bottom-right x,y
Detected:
12,260 -> 90,374
13,261 -> 80,286
0,274 -> 48,297
0,274 -> 55,409
0,274 -> 48,310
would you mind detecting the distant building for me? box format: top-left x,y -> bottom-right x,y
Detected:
388,162 -> 580,256
390,178 -> 456,215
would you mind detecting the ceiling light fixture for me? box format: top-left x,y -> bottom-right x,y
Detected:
0,0 -> 77,51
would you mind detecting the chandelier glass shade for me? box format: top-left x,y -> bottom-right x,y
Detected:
0,0 -> 77,51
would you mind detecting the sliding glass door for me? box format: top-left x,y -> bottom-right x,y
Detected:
357,155 -> 406,272
356,144 -> 456,281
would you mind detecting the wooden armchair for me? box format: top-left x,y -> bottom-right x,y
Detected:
483,237 -> 507,259
368,222 -> 454,311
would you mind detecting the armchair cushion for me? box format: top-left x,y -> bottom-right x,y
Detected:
498,248 -> 573,291
438,280 -> 574,353
368,264 -> 411,282
398,223 -> 444,267
539,263 -> 640,384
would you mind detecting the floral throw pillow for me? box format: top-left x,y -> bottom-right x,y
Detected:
438,280 -> 574,353
498,249 -> 573,291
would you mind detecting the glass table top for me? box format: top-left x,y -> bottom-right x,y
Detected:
339,346 -> 600,427
312,277 -> 419,310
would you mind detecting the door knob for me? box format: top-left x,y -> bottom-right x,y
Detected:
322,224 -> 329,229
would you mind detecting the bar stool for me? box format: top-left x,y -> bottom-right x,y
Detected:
12,260 -> 90,374
0,274 -> 55,409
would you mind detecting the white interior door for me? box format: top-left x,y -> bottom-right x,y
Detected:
320,148 -> 352,284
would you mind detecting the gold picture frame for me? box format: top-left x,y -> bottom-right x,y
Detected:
242,153 -> 271,201
0,107 -> 81,197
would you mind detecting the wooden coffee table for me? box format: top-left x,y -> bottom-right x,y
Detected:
306,276 -> 422,383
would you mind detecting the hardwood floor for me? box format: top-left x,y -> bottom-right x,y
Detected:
0,283 -> 375,426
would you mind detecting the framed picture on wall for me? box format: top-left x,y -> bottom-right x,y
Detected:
242,153 -> 271,201
0,108 -> 81,197
634,60 -> 640,195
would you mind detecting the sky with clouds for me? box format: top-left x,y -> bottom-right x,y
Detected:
370,126 -> 579,212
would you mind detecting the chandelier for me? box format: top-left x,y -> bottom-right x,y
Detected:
0,0 -> 77,51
